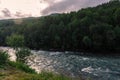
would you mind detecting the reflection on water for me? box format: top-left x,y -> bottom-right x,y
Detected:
27,50 -> 120,80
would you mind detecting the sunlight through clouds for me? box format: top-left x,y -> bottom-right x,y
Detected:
0,0 -> 48,18
0,0 -> 110,19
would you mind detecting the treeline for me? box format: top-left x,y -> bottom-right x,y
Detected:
0,0 -> 120,53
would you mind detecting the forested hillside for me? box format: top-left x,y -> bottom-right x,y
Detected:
0,0 -> 120,53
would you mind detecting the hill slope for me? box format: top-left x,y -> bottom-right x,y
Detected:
0,0 -> 120,53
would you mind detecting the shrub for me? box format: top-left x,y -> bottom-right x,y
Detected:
16,48 -> 31,63
0,51 -> 9,65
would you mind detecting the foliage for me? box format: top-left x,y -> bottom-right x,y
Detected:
16,48 -> 31,63
0,0 -> 120,53
0,51 -> 9,65
6,34 -> 24,48
82,36 -> 92,48
6,34 -> 30,62
8,61 -> 36,74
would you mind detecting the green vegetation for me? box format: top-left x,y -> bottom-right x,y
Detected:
8,61 -> 36,74
0,69 -> 73,80
15,48 -> 31,63
0,37 -> 80,80
6,34 -> 24,48
6,34 -> 31,63
0,51 -> 9,66
0,0 -> 120,53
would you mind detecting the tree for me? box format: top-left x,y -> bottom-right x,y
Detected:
6,34 -> 24,48
0,0 -> 119,53
114,8 -> 120,25
82,36 -> 92,48
106,30 -> 116,50
114,26 -> 120,50
6,34 -> 31,63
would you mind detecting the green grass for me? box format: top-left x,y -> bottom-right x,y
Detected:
8,61 -> 36,74
0,66 -> 73,80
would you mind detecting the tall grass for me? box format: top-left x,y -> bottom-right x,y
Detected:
0,51 -> 9,66
8,61 -> 36,74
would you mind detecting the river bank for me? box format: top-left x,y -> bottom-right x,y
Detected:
0,47 -> 120,80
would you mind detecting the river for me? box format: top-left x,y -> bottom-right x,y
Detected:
26,50 -> 120,80
0,47 -> 119,80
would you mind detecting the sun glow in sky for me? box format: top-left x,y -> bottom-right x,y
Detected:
0,0 -> 109,19
0,0 -> 49,19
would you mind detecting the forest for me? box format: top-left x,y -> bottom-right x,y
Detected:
0,0 -> 120,53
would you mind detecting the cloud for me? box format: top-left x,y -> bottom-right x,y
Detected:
14,11 -> 32,17
0,8 -> 32,19
41,0 -> 110,15
1,8 -> 11,17
42,0 -> 54,4
14,12 -> 23,17
0,0 -> 110,19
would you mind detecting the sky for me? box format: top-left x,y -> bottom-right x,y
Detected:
0,0 -> 110,19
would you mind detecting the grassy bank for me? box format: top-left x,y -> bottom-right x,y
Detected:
0,61 -> 78,80
0,67 -> 71,80
0,62 -> 86,80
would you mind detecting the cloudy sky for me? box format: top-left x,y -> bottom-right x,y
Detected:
0,0 -> 110,19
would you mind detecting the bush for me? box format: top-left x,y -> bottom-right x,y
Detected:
0,51 -> 9,65
16,48 -> 31,63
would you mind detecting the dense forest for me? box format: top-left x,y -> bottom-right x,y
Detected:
0,0 -> 120,53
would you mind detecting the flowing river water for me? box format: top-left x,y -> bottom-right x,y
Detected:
0,47 -> 120,80
27,50 -> 120,80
